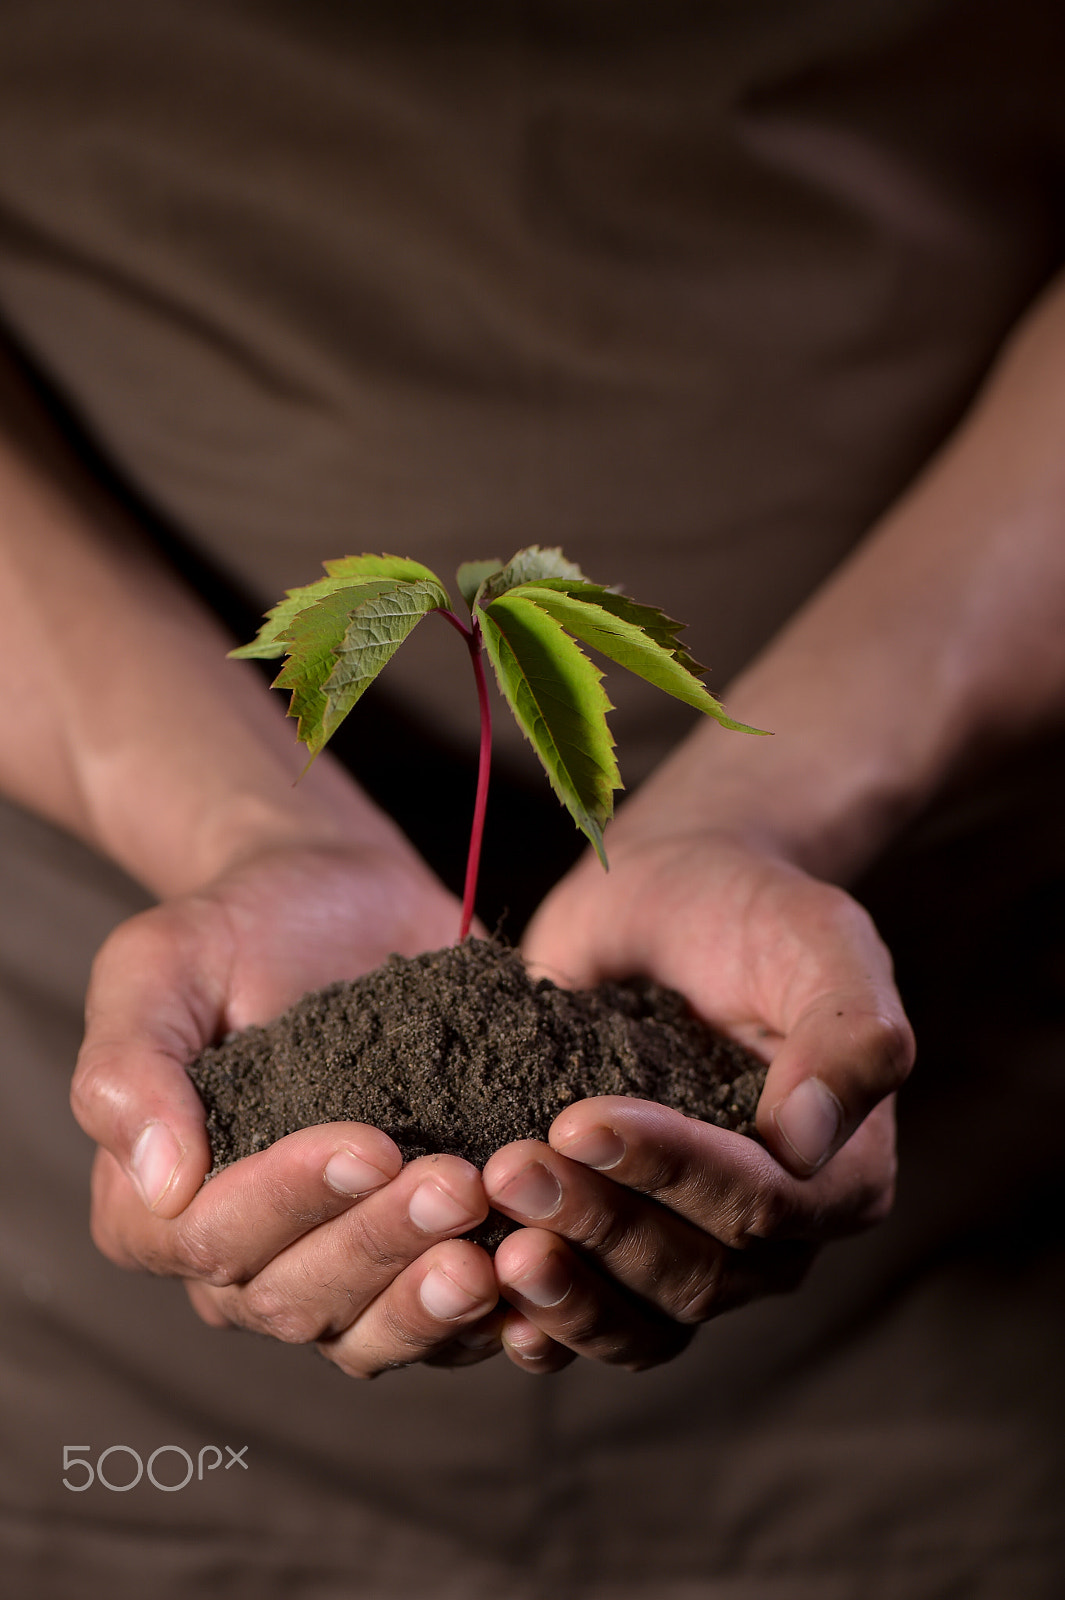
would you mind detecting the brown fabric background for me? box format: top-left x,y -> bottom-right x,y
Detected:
0,1 -> 1063,1593
1,0 -> 1062,777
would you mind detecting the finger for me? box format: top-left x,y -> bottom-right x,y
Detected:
486,1146 -> 814,1365
487,1133 -> 816,1324
522,851 -> 604,988
548,1096 -> 899,1247
89,1121 -> 404,1283
484,1138 -> 734,1325
189,1154 -> 489,1343
757,989 -> 914,1175
316,1240 -> 498,1379
493,1229 -> 694,1371
72,901 -> 230,1216
423,1304 -> 509,1369
500,1312 -> 577,1375
739,885 -> 913,1175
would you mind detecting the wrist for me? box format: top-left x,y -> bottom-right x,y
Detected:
192,828 -> 461,949
123,752 -> 432,901
180,785 -> 391,893
606,709 -> 923,886
78,653 -> 429,899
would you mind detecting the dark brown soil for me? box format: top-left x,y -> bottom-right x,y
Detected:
187,939 -> 767,1243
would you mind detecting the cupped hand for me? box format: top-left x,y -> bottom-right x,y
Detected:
483,828 -> 914,1374
71,842 -> 501,1376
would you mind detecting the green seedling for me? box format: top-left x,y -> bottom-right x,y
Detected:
231,546 -> 765,938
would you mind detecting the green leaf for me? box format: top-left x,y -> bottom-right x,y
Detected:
456,559 -> 503,612
317,580 -> 450,753
259,570 -> 451,756
229,553 -> 449,660
229,577 -> 363,661
271,580 -> 408,753
480,594 -> 619,864
229,544 -> 766,874
531,579 -> 706,675
477,545 -> 586,606
323,554 -> 449,593
506,583 -> 766,733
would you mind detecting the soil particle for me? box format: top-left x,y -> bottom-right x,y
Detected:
187,939 -> 767,1243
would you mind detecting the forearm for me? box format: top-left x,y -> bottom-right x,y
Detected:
618,269 -> 1065,883
0,359 -> 412,898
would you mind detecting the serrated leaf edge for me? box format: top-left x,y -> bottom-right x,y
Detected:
480,595 -> 619,865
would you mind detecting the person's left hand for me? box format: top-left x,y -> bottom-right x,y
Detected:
72,839 -> 504,1377
481,827 -> 914,1374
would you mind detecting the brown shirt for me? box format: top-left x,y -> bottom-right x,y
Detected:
0,3 -> 1063,1594
1,0 -> 1062,776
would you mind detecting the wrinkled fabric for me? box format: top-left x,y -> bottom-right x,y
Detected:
0,1 -> 1063,1593
2,0 -> 1062,779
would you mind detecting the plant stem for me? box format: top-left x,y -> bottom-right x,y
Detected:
437,608 -> 492,940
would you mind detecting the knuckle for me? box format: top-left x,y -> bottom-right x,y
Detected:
173,1218 -> 239,1285
720,1184 -> 794,1247
376,1294 -> 445,1357
69,1049 -> 115,1133
349,1209 -> 409,1276
553,1303 -> 606,1349
576,1202 -> 635,1258
868,1014 -> 916,1093
259,1171 -> 323,1232
320,1300 -> 436,1376
550,1293 -> 630,1355
669,1255 -> 728,1324
830,883 -> 864,921
814,881 -> 867,939
635,1142 -> 691,1200
240,1280 -> 320,1344
129,1238 -> 186,1278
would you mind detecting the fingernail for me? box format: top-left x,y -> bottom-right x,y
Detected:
324,1149 -> 392,1197
130,1122 -> 182,1211
773,1077 -> 843,1172
504,1320 -> 547,1356
419,1266 -> 482,1320
409,1180 -> 474,1234
457,1324 -> 502,1350
511,1253 -> 571,1309
556,1126 -> 625,1171
496,1161 -> 562,1220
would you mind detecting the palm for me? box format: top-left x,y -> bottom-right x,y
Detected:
188,844 -> 462,1035
525,830 -> 890,1058
73,839 -> 505,1381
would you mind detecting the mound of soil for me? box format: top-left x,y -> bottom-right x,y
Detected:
187,939 -> 767,1242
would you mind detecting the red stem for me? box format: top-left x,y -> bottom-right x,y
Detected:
437,608 -> 492,940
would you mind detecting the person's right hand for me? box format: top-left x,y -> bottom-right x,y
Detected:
71,841 -> 504,1377
482,825 -> 913,1375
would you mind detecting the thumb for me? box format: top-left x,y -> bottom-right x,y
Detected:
522,857 -> 610,989
71,903 -> 223,1217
